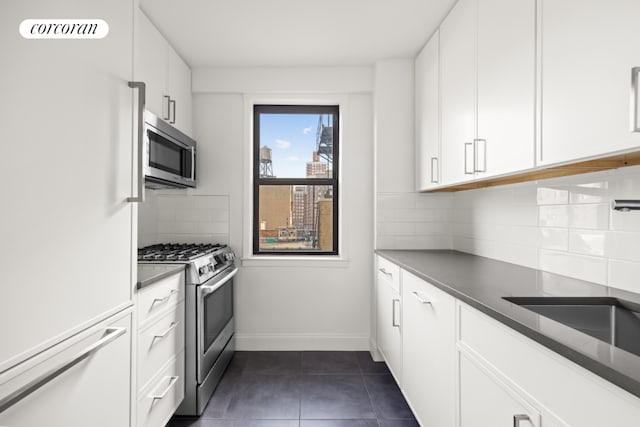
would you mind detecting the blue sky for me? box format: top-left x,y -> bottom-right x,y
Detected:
259,113 -> 324,178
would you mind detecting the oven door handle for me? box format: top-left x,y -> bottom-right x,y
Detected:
201,267 -> 238,295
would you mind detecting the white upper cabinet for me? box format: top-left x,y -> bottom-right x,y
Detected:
415,31 -> 441,191
135,9 -> 168,120
476,0 -> 536,178
440,0 -> 477,185
135,9 -> 192,136
440,0 -> 536,186
167,45 -> 193,136
0,0 -> 134,370
539,0 -> 640,166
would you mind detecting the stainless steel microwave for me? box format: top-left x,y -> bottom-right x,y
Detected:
143,110 -> 196,189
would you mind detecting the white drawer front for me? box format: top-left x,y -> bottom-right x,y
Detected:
137,352 -> 185,427
458,302 -> 640,426
460,352 -> 540,427
0,313 -> 132,427
376,255 -> 400,293
138,302 -> 185,393
137,271 -> 184,327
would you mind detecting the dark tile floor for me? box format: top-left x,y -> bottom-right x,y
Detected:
169,351 -> 418,427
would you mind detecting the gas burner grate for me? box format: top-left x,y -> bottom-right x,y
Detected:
137,243 -> 227,261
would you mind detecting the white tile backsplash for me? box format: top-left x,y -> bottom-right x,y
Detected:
604,231 -> 640,262
568,229 -> 606,256
377,165 -> 640,293
539,228 -> 569,251
568,203 -> 609,230
536,187 -> 569,205
138,194 -> 230,247
538,249 -> 608,285
608,259 -> 640,294
376,192 -> 453,250
538,205 -> 569,227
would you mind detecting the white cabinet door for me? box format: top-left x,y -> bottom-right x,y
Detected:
416,31 -> 441,191
540,0 -> 640,166
440,0 -> 477,185
460,353 -> 540,427
135,9 -> 193,136
476,0 -> 535,178
376,257 -> 402,382
167,46 -> 193,136
134,9 -> 169,120
402,271 -> 456,427
0,313 -> 132,427
0,0 -> 134,370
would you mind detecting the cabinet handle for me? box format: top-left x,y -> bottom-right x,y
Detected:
379,268 -> 393,277
169,99 -> 176,124
0,327 -> 126,413
392,299 -> 400,327
127,81 -> 146,203
430,157 -> 439,183
149,376 -> 179,401
151,288 -> 178,307
631,67 -> 640,132
513,414 -> 531,426
474,139 -> 486,172
152,322 -> 178,342
464,142 -> 474,174
163,95 -> 171,121
412,291 -> 432,305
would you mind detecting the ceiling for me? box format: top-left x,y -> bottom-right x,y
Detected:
140,0 -> 457,68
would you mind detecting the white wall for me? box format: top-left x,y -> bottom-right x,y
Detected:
373,60 -> 454,251
188,67 -> 375,350
374,60 -> 415,194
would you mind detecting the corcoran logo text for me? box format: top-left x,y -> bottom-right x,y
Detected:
19,19 -> 109,39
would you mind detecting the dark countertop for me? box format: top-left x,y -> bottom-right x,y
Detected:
376,249 -> 640,399
137,264 -> 186,290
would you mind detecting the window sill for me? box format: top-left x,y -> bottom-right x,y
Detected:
240,256 -> 350,268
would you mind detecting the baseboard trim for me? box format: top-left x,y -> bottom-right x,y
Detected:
369,338 -> 383,362
234,333 -> 370,351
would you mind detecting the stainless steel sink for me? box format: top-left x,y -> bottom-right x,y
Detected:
503,297 -> 640,357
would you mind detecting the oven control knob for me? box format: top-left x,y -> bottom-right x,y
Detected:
225,253 -> 235,261
198,266 -> 208,275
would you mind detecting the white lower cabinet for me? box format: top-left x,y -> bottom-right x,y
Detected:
0,312 -> 132,427
401,271 -> 456,427
376,256 -> 402,381
459,352 -> 540,427
137,353 -> 185,427
458,301 -> 640,426
375,257 -> 640,427
135,269 -> 186,427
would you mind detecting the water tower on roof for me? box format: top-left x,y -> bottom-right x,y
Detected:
260,146 -> 274,177
316,115 -> 333,165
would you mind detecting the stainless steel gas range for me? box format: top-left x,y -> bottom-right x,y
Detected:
138,243 -> 237,415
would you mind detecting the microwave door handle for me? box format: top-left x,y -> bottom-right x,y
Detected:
127,81 -> 146,203
201,268 -> 238,295
190,147 -> 196,181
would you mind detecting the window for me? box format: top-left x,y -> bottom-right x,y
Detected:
253,105 -> 339,255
